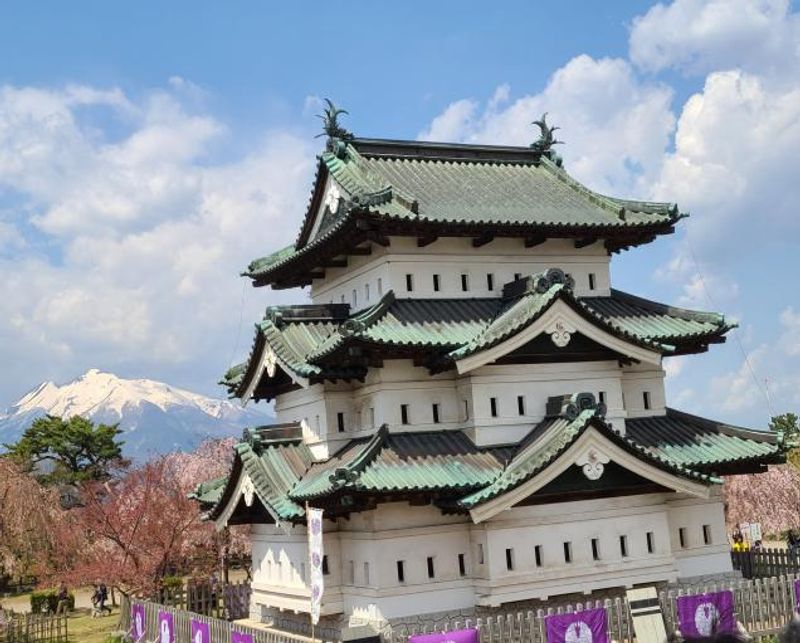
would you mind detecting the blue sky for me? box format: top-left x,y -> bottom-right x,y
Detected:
0,1 -> 798,428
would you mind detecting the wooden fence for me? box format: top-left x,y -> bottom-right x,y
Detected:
157,579 -> 252,620
390,574 -> 800,643
732,548 -> 800,579
119,596 -> 334,643
0,611 -> 68,643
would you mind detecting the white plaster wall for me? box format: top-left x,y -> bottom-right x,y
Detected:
622,364 -> 667,419
247,493 -> 732,621
666,494 -> 733,578
310,237 -> 611,308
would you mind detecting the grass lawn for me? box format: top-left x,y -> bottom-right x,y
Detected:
66,606 -> 121,643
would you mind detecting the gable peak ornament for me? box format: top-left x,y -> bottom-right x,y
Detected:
316,98 -> 354,152
576,449 -> 610,481
531,112 -> 564,166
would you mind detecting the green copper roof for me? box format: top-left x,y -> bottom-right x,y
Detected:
199,402 -> 784,525
291,426 -> 512,501
245,138 -> 685,285
626,408 -> 783,472
225,271 -> 732,400
188,476 -> 227,507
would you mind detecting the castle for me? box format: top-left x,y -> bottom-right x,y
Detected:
195,107 -> 783,634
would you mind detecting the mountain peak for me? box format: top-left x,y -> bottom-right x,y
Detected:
1,369 -> 271,460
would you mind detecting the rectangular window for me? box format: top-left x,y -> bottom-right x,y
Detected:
458,553 -> 467,576
396,560 -> 405,583
348,560 -> 355,584
486,274 -> 494,291
352,289 -> 357,307
517,395 -> 525,415
490,397 -> 498,417
534,545 -> 543,568
427,556 -> 435,579
703,524 -> 712,545
646,532 -> 655,554
461,273 -> 469,292
400,404 -> 410,425
365,283 -> 370,302
364,562 -> 370,585
478,543 -> 484,565
643,391 -> 651,410
405,273 -> 414,292
369,407 -> 375,427
505,548 -> 514,571
679,527 -> 687,549
620,535 -> 629,558
432,403 -> 440,424
591,538 -> 601,561
337,412 -> 345,433
588,273 -> 596,291
563,542 -> 573,563
598,391 -> 606,405
377,278 -> 383,295
464,399 -> 470,421
322,555 -> 330,575
340,294 -> 345,303
433,274 -> 441,292
514,272 -> 522,281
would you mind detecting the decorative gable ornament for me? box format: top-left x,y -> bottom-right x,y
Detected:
546,317 -> 576,347
242,474 -> 256,507
576,449 -> 610,481
324,184 -> 342,216
264,345 -> 278,378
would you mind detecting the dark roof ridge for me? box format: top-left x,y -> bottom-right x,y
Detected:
603,289 -> 728,325
351,137 -> 542,164
663,407 -> 777,443
263,302 -> 351,325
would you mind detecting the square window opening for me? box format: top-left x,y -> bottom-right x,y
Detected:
405,274 -> 414,292
534,545 -> 543,567
703,524 -> 712,545
643,391 -> 651,410
400,404 -> 410,425
458,553 -> 467,576
337,412 -> 345,433
517,395 -> 525,416
490,397 -> 498,418
589,273 -> 596,290
322,555 -> 330,575
433,274 -> 441,292
679,527 -> 687,549
396,560 -> 405,583
432,403 -> 440,424
514,272 -> 522,281
563,542 -> 572,564
461,273 -> 470,292
620,535 -> 629,558
598,391 -> 606,405
646,532 -> 655,554
487,274 -> 495,291
427,556 -> 435,579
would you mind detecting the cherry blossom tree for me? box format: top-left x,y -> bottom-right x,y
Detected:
724,464 -> 800,537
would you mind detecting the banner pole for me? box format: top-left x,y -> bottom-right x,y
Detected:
307,501 -> 316,643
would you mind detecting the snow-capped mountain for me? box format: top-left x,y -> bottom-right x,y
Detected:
0,369 -> 272,460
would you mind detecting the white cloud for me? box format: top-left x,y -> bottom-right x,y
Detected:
652,70 -> 800,258
630,0 -> 800,76
418,55 -> 675,196
0,82 -> 315,399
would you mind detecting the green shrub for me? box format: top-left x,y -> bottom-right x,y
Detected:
105,632 -> 132,643
161,575 -> 183,590
30,589 -> 75,613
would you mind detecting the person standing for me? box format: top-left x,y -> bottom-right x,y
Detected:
55,583 -> 70,615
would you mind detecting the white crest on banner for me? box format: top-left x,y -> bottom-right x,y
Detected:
307,506 -> 325,625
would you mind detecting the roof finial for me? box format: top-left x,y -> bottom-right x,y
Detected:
316,98 -> 354,151
530,112 -> 563,155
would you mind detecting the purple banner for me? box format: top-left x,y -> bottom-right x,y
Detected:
676,591 -> 735,637
545,607 -> 609,643
231,632 -> 254,643
157,610 -> 175,643
409,629 -> 479,643
191,618 -> 211,643
131,603 -> 146,642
